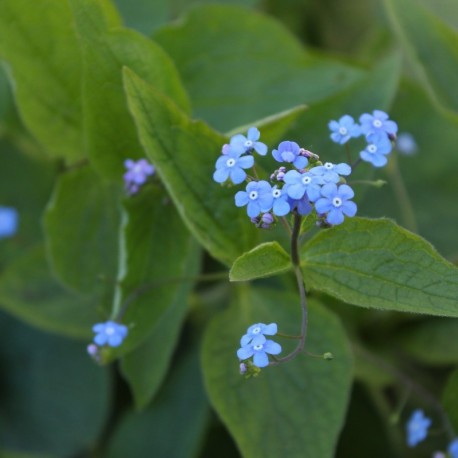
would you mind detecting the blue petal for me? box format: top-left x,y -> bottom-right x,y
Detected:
326,209 -> 344,225
94,333 -> 108,346
213,168 -> 229,183
254,142 -> 268,156
237,345 -> 254,360
108,334 -> 123,347
328,120 -> 339,131
263,323 -> 278,335
240,334 -> 251,346
337,184 -> 354,200
334,163 -> 351,176
342,201 -> 357,217
264,340 -> 282,355
273,198 -> 290,216
253,351 -> 269,368
315,198 -> 333,214
286,183 -> 305,200
238,155 -> 255,168
247,127 -> 260,141
230,168 -> 246,184
293,156 -> 308,169
235,191 -> 249,207
247,201 -> 261,218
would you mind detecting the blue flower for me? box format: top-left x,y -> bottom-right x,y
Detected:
124,159 -> 155,194
92,320 -> 128,347
0,207 -> 18,239
271,186 -> 290,216
230,127 -> 268,156
283,170 -> 323,202
309,162 -> 352,184
328,115 -> 361,144
449,438 -> 458,458
237,335 -> 282,368
360,133 -> 392,167
213,148 -> 254,184
396,132 -> 418,156
288,195 -> 313,216
240,322 -> 278,346
406,409 -> 431,447
359,110 -> 398,137
235,180 -> 273,218
315,183 -> 357,225
272,141 -> 308,169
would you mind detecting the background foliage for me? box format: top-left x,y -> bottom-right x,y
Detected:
0,0 -> 457,457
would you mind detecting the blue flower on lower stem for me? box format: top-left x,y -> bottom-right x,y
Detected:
230,127 -> 268,156
92,320 -> 128,347
237,335 -> 282,368
328,115 -> 361,144
360,110 -> 398,137
0,207 -> 18,239
240,322 -> 278,346
315,183 -> 357,225
272,141 -> 308,169
235,180 -> 273,218
283,170 -> 323,202
360,132 -> 392,167
271,186 -> 290,216
448,438 -> 458,458
213,148 -> 254,184
406,409 -> 431,447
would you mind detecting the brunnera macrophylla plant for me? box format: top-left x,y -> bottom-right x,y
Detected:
210,110 -> 398,376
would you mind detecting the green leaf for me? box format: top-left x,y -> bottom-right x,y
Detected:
105,186 -> 198,361
397,317 -> 458,365
113,0 -> 168,34
44,166 -> 120,294
69,0 -> 190,179
0,311 -> 111,456
0,245 -> 104,339
154,5 -> 365,131
301,217 -> 458,317
0,0 -> 84,160
108,344 -> 209,458
229,242 -> 292,282
384,0 -> 458,114
202,286 -> 353,458
443,369 -> 458,432
123,67 -> 258,265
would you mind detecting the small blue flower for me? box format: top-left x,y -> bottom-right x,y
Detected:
359,110 -> 398,137
92,320 -> 128,347
315,183 -> 357,225
449,438 -> 458,458
235,180 -> 273,218
396,132 -> 418,156
328,115 -> 361,144
360,133 -> 392,167
124,159 -> 155,194
283,170 -> 323,202
240,322 -> 278,346
288,195 -> 313,216
213,148 -> 254,184
230,127 -> 268,156
272,141 -> 308,169
309,162 -> 352,184
406,409 -> 431,447
237,335 -> 282,368
271,186 -> 290,216
0,207 -> 18,239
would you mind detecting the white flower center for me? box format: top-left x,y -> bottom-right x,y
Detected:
253,343 -> 264,351
338,127 -> 348,135
226,158 -> 236,167
272,189 -> 282,198
302,176 -> 312,185
332,197 -> 342,207
252,327 -> 261,335
245,140 -> 253,148
373,119 -> 383,128
368,144 -> 377,154
105,326 -> 115,335
249,191 -> 258,200
324,162 -> 333,170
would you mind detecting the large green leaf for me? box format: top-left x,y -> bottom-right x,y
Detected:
384,0 -> 458,114
109,344 -> 209,458
0,311 -> 111,456
202,286 -> 353,458
301,218 -> 458,316
0,0 -> 84,160
229,241 -> 292,282
69,0 -> 190,179
0,245 -> 104,339
105,186 -> 198,362
123,68 -> 258,265
44,166 -> 120,294
154,4 -> 365,131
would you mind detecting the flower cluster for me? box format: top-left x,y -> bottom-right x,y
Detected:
0,206 -> 18,239
237,323 -> 282,369
329,110 -> 398,167
92,320 -> 128,347
123,158 -> 155,194
213,127 -> 357,227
